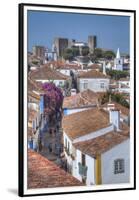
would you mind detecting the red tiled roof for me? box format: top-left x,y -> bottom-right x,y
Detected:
28,150 -> 83,189
62,108 -> 109,140
63,89 -> 98,108
74,130 -> 129,158
88,64 -> 100,70
30,66 -> 70,81
48,61 -> 82,70
101,101 -> 129,116
28,78 -> 41,92
78,70 -> 110,79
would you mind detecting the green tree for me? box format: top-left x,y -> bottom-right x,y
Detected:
32,60 -> 39,65
63,48 -> 73,60
72,46 -> 80,57
103,50 -> 116,60
106,69 -> 129,80
82,46 -> 89,56
100,92 -> 129,108
93,48 -> 104,58
90,48 -> 104,63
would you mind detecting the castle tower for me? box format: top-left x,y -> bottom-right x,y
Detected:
52,44 -> 57,61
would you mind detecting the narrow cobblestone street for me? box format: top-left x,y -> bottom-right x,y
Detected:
38,112 -> 64,167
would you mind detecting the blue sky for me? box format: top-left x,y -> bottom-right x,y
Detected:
28,10 -> 130,54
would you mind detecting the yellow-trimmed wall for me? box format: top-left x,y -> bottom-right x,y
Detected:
95,154 -> 102,185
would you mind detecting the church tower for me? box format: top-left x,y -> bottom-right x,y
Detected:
114,48 -> 124,71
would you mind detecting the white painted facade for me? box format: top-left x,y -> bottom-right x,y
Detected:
74,139 -> 130,185
35,79 -> 66,87
101,139 -> 130,184
77,78 -> 110,92
73,125 -> 114,144
63,106 -> 94,116
118,80 -> 130,93
73,149 -> 96,185
57,69 -> 71,76
119,80 -> 130,87
118,80 -> 130,94
28,102 -> 39,111
63,108 -> 130,185
118,87 -> 130,94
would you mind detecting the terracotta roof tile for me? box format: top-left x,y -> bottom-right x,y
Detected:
63,89 -> 98,108
30,66 -> 70,81
88,64 -> 100,70
28,78 -> 43,92
101,101 -> 129,116
74,130 -> 129,158
62,108 -> 109,140
78,70 -> 109,79
28,150 -> 83,189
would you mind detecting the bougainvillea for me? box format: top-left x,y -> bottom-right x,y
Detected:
42,82 -> 64,114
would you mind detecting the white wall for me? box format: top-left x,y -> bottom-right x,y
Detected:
118,87 -> 130,93
36,79 -> 65,86
58,69 -> 71,76
73,149 -> 95,185
86,154 -> 95,185
65,106 -> 94,115
73,149 -> 82,182
63,132 -> 73,165
73,125 -> 114,143
101,139 -> 130,184
28,102 -> 39,111
78,78 -> 110,92
119,80 -> 130,87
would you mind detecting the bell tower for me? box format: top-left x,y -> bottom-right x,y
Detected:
114,48 -> 124,71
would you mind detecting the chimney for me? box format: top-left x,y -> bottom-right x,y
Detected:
109,109 -> 120,131
107,95 -> 115,111
103,61 -> 106,75
50,63 -> 53,69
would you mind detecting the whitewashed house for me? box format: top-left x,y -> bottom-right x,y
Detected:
56,63 -> 82,76
109,79 -> 119,92
118,77 -> 130,94
62,108 -> 130,185
30,65 -> 71,88
28,108 -> 40,151
77,70 -> 110,92
27,78 -> 47,151
63,89 -> 98,115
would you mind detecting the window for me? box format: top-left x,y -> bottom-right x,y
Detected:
59,81 -> 63,86
65,138 -> 67,148
67,141 -> 70,154
82,153 -> 86,166
83,80 -> 88,89
114,159 -> 125,174
100,82 -> 105,89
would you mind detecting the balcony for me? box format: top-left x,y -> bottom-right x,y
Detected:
78,162 -> 88,178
